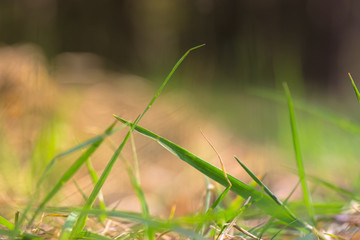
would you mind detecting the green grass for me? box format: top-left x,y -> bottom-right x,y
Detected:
1,48 -> 359,239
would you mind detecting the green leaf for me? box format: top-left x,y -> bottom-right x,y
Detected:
114,116 -> 308,229
0,216 -> 14,230
234,156 -> 283,205
59,212 -> 80,240
85,158 -> 107,222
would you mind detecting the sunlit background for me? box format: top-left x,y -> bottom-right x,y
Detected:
1,0 -> 360,217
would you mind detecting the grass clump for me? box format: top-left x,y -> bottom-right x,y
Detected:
1,47 -> 359,240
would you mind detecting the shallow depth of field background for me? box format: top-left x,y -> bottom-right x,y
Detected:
1,1 -> 360,218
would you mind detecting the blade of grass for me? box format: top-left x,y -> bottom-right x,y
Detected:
0,216 -> 14,230
234,156 -> 282,206
86,158 -> 107,221
324,232 -> 347,240
130,134 -> 140,183
124,159 -> 153,240
348,73 -> 360,104
71,114 -> 142,236
71,44 -> 205,236
127,134 -> 154,240
27,122 -> 119,227
234,156 -> 313,237
269,220 -> 299,240
258,180 -> 300,238
59,211 -> 80,240
283,82 -> 315,224
114,116 -> 308,229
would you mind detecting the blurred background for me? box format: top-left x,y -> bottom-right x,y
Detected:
1,0 -> 360,217
1,0 -> 360,90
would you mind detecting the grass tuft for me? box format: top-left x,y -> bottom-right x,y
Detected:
2,45 -> 360,239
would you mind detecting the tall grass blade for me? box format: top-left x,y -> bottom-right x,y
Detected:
71,44 -> 205,236
124,161 -> 153,240
348,73 -> 360,104
114,116 -> 308,229
28,122 -> 118,226
283,82 -> 315,224
126,135 -> 154,240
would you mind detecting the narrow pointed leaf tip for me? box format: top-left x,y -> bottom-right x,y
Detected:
348,73 -> 360,104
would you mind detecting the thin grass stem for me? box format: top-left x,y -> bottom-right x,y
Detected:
283,82 -> 315,224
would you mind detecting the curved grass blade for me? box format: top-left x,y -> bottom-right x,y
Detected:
71,44 -> 205,236
348,73 -> 360,104
28,122 -> 119,226
114,116 -> 308,229
283,82 -> 315,224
